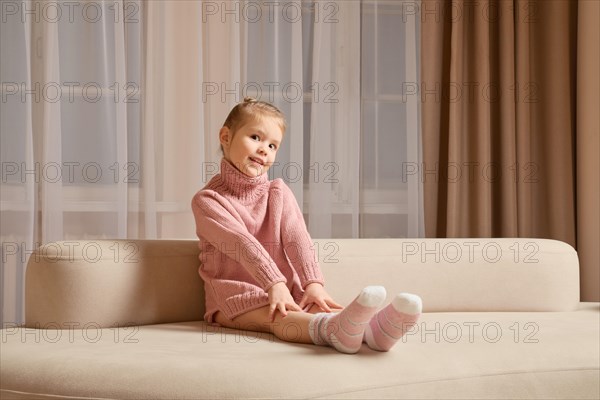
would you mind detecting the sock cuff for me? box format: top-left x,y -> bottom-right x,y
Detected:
308,313 -> 329,345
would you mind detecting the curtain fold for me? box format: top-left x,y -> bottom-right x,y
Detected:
308,1 -> 335,238
331,2 -> 361,238
140,1 -> 162,238
576,0 -> 600,302
38,11 -> 64,243
422,0 -> 598,301
114,0 -> 129,238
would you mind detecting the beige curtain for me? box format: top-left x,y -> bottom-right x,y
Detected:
421,0 -> 599,301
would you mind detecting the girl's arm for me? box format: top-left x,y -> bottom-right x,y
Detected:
192,191 -> 287,292
279,183 -> 342,312
278,182 -> 325,289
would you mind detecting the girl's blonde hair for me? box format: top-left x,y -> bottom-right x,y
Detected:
220,97 -> 287,153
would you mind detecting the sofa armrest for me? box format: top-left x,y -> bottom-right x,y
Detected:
25,240 -> 203,329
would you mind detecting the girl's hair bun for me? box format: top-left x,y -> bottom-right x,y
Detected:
219,97 -> 287,154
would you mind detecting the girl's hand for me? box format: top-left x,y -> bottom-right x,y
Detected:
267,282 -> 302,322
298,283 -> 343,313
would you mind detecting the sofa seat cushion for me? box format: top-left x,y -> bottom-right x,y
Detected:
2,304 -> 599,400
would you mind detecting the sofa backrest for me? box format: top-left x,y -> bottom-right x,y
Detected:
25,238 -> 580,328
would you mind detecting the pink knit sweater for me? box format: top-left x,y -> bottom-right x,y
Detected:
191,158 -> 325,323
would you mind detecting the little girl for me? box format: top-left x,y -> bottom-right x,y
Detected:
191,97 -> 422,354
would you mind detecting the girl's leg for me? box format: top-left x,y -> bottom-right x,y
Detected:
307,286 -> 386,353
214,306 -> 315,344
304,293 -> 423,352
215,286 -> 386,354
364,293 -> 422,351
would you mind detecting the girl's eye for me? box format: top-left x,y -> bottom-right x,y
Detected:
269,144 -> 277,150
251,134 -> 260,140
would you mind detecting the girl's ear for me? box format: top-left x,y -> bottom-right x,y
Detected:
219,126 -> 231,149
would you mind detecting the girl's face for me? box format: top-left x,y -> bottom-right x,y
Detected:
220,116 -> 283,178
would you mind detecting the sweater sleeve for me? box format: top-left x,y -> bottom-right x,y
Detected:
278,182 -> 325,289
192,191 -> 287,291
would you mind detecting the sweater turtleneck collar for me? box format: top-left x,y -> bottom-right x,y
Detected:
217,157 -> 269,202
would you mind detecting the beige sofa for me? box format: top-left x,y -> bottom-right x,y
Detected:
1,238 -> 598,399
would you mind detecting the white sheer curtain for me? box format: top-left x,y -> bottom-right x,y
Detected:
0,0 -> 423,325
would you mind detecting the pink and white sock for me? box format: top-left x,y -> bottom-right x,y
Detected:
308,286 -> 386,354
364,293 -> 422,352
